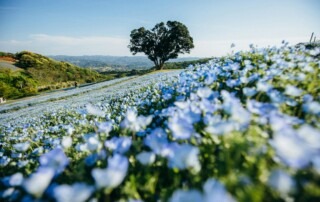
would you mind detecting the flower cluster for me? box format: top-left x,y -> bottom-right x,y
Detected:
0,43 -> 319,201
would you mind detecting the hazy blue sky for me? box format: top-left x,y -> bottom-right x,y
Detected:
0,0 -> 319,57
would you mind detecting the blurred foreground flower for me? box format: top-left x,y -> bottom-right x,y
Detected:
23,168 -> 54,198
39,148 -> 69,175
121,109 -> 153,132
136,151 -> 156,165
268,169 -> 296,196
170,189 -> 203,202
203,178 -> 235,202
105,136 -> 132,154
91,154 -> 128,189
167,143 -> 201,172
53,183 -> 94,202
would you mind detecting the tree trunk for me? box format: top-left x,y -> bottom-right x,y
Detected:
156,64 -> 164,70
154,59 -> 164,70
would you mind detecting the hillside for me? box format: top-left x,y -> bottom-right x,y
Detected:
0,51 -> 108,99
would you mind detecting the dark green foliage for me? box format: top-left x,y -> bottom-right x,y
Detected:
0,51 -> 15,58
128,21 -> 194,70
100,69 -> 153,78
0,69 -> 37,99
162,58 -> 213,69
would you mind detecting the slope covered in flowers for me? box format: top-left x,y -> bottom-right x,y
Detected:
0,43 -> 320,202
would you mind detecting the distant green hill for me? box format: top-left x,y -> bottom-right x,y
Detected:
49,55 -> 200,70
0,51 -> 108,99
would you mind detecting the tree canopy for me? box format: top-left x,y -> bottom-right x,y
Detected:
128,21 -> 194,70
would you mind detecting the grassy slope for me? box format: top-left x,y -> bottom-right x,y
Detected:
0,51 -> 110,99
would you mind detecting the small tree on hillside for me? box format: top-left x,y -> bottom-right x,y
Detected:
128,21 -> 194,70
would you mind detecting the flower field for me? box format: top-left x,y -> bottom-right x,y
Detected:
0,43 -> 320,202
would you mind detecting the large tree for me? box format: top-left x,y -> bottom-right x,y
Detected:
128,21 -> 194,70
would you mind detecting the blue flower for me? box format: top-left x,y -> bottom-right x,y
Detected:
91,154 -> 128,189
167,143 -> 201,172
97,121 -> 113,134
13,141 -> 30,152
53,183 -> 94,202
144,128 -> 168,154
169,189 -> 203,202
205,121 -> 235,136
168,116 -> 195,140
23,168 -> 54,198
9,173 -> 23,187
270,128 -> 314,169
203,178 -> 235,202
268,169 -> 296,195
285,85 -> 302,97
105,136 -> 132,154
39,148 -> 69,175
120,109 -> 153,132
303,101 -> 320,115
136,151 -> 156,165
86,104 -> 105,117
197,87 -> 214,99
243,87 -> 257,97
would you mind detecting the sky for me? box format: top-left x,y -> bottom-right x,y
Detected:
0,0 -> 319,57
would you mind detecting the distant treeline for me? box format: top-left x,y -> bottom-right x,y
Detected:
49,55 -> 201,70
161,58 -> 213,69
